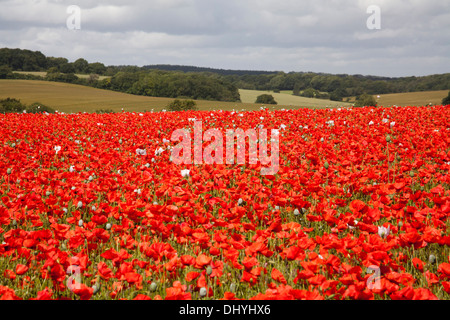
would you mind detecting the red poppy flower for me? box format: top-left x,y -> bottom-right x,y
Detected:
412,258 -> 424,272
195,254 -> 212,269
71,283 -> 94,300
438,263 -> 450,278
271,268 -> 287,285
15,264 -> 28,276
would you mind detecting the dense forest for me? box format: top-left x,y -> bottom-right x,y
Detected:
1,47 -> 449,102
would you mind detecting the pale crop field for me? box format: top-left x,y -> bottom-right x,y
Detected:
239,89 -> 353,108
372,90 -> 448,107
0,80 -> 315,113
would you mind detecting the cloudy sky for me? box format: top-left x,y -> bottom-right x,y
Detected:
0,0 -> 449,77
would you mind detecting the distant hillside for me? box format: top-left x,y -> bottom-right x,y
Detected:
1,47 -> 449,103
0,79 -> 323,113
143,64 -> 279,76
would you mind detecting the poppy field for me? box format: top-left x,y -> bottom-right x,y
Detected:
0,105 -> 449,300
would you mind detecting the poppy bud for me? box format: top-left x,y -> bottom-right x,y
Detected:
230,283 -> 236,292
78,219 -> 84,227
77,201 -> 83,208
428,255 -> 436,264
409,171 -> 414,177
149,282 -> 158,292
386,135 -> 391,143
7,168 -> 11,175
105,223 -> 112,230
206,266 -> 213,276
293,209 -> 300,216
199,287 -> 207,297
324,162 -> 329,169
93,283 -> 100,295
238,198 -> 243,206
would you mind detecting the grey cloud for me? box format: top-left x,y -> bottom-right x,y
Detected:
0,0 -> 448,76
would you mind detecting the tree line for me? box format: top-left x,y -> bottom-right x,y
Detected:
99,70 -> 240,102
222,72 -> 450,101
0,48 -> 240,102
1,47 -> 449,103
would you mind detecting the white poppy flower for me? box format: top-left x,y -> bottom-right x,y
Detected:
378,225 -> 390,238
181,169 -> 190,178
155,147 -> 164,156
54,146 -> 62,154
136,148 -> 147,156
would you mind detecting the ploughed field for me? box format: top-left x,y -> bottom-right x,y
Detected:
0,105 -> 449,300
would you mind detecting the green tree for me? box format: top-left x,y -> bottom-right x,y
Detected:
167,99 -> 197,111
47,67 -> 59,74
330,88 -> 346,102
46,57 -> 69,71
60,62 -> 75,74
0,65 -> 12,79
354,93 -> 377,107
88,62 -> 107,75
300,88 -> 318,98
73,58 -> 89,73
26,102 -> 55,114
442,91 -> 450,105
0,98 -> 25,113
255,94 -> 277,105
